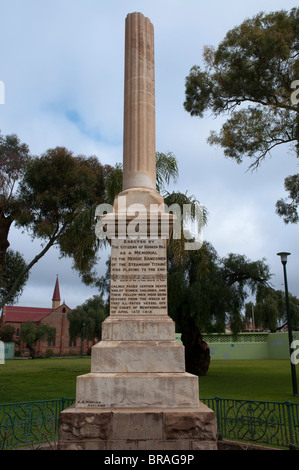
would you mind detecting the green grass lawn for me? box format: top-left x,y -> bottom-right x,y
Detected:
0,357 -> 91,403
0,357 -> 298,404
199,359 -> 299,403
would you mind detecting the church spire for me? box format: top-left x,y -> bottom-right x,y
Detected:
52,275 -> 61,309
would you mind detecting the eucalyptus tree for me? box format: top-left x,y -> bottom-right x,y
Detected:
0,133 -> 30,303
0,132 -> 30,271
0,144 -> 107,308
184,7 -> 299,223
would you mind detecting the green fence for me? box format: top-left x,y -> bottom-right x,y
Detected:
201,332 -> 299,360
0,397 -> 75,450
202,397 -> 299,450
0,397 -> 298,450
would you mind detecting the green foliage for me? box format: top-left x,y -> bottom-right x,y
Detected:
0,132 -> 30,213
0,132 -> 31,295
155,152 -> 178,194
103,162 -> 123,205
20,321 -> 56,359
276,174 -> 299,223
0,249 -> 29,305
288,293 -> 299,327
168,242 -> 270,374
164,191 -> 208,265
185,8 -> 299,122
0,147 -> 106,307
184,7 -> 299,221
67,295 -> 108,342
0,324 -> 15,342
22,322 -> 55,343
246,285 -> 299,332
45,349 -> 54,358
17,147 -> 105,240
20,322 -> 37,346
168,242 -> 270,335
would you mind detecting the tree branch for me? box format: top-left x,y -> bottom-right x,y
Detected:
247,138 -> 296,171
0,224 -> 65,309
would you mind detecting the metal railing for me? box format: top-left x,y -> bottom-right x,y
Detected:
0,398 -> 75,450
0,397 -> 298,450
202,397 -> 299,450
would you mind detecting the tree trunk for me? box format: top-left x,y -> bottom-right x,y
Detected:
181,323 -> 211,376
27,343 -> 37,359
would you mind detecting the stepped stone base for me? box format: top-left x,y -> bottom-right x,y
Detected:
58,404 -> 217,450
91,340 -> 185,373
101,316 -> 175,341
75,372 -> 200,409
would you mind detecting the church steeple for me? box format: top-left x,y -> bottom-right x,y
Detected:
52,275 -> 61,309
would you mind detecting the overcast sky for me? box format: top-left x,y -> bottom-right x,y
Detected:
0,0 -> 298,309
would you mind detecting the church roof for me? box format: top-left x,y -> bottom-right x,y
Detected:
3,306 -> 52,323
1,276 -> 68,325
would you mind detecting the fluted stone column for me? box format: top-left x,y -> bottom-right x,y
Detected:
123,12 -> 156,191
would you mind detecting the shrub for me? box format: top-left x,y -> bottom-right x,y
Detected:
45,349 -> 54,358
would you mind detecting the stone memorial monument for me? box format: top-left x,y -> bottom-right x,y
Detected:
58,12 -> 217,450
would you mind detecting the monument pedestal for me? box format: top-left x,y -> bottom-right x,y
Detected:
58,405 -> 217,450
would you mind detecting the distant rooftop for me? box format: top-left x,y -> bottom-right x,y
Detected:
3,306 -> 52,323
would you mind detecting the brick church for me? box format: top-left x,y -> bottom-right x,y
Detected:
1,277 -> 90,357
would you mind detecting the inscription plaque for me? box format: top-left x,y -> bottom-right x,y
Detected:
110,238 -> 168,316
